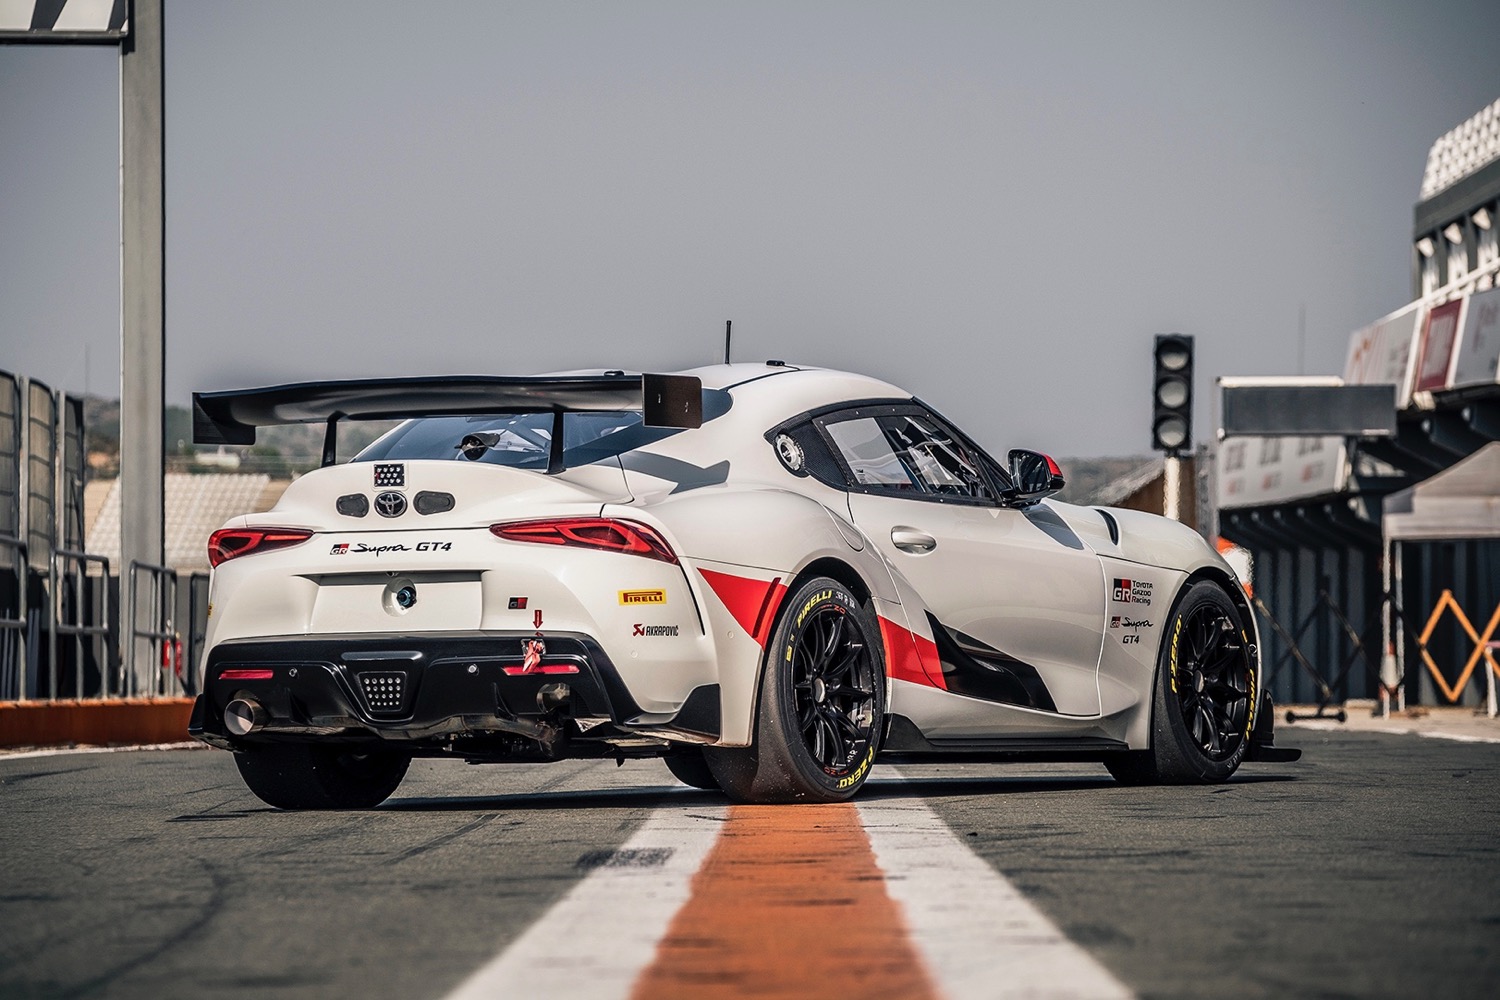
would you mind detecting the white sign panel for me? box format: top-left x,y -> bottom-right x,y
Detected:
1216,434 -> 1347,510
1343,302 -> 1422,407
0,0 -> 126,36
1452,286 -> 1500,388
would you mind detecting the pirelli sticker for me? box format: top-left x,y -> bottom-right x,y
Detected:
619,589 -> 667,606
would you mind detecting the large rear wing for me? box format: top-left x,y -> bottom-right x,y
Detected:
193,372 -> 703,471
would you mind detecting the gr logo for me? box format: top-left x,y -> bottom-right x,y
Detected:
1112,578 -> 1153,605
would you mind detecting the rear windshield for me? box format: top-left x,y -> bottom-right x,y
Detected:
353,411 -> 683,469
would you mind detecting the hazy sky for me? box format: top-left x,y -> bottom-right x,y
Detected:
4,1 -> 1500,457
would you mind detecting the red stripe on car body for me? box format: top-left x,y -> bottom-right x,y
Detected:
697,568 -> 788,647
878,615 -> 947,690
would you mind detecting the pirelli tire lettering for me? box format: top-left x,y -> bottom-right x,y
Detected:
837,745 -> 876,790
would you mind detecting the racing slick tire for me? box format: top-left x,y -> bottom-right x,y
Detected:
1106,580 -> 1256,786
662,749 -> 719,790
234,742 -> 412,809
706,577 -> 885,804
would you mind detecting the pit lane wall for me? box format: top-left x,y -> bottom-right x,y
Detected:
0,697 -> 194,748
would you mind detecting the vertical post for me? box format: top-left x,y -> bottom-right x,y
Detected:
1163,455 -> 1181,522
1393,540 -> 1406,712
50,389 -> 63,699
120,0 -> 165,691
1486,639 -> 1497,719
15,378 -> 28,701
1381,539 -> 1394,719
1195,444 -> 1215,541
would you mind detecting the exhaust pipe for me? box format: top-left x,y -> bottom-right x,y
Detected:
224,697 -> 268,737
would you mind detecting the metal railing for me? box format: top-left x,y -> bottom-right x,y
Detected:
0,534 -> 27,700
52,548 -> 112,699
127,560 -> 181,698
1255,587 -> 1500,720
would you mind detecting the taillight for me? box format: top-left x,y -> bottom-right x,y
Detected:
219,668 -> 274,681
489,517 -> 678,564
208,527 -> 314,568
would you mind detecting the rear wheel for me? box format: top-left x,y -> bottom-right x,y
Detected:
662,749 -> 719,790
234,742 -> 411,809
706,577 -> 884,804
1106,580 -> 1256,785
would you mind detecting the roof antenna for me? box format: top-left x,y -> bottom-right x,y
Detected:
723,319 -> 732,365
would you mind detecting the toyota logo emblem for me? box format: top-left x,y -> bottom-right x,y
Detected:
374,491 -> 407,518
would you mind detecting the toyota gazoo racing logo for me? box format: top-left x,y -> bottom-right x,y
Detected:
374,491 -> 407,518
1111,578 -> 1153,605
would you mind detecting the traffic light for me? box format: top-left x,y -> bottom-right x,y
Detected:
1151,334 -> 1193,454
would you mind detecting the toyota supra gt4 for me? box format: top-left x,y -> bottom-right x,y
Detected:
187,362 -> 1298,808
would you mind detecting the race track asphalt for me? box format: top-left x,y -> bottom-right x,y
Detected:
1,728 -> 1496,999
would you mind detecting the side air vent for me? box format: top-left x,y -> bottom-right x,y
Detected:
415,491 -> 455,515
1096,508 -> 1119,545
337,494 -> 369,517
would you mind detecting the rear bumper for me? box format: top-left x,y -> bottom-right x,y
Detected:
189,630 -> 721,756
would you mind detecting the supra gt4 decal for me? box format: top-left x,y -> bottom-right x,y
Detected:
328,540 -> 453,557
1110,614 -> 1154,644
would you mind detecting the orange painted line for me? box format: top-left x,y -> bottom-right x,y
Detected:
629,803 -> 941,1000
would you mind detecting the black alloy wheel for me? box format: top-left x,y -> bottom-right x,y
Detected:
790,598 -> 880,774
707,577 -> 885,803
1171,598 -> 1254,761
1106,580 -> 1255,785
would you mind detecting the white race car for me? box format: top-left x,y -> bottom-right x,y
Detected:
188,363 -> 1298,808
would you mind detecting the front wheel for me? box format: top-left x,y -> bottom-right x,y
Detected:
234,742 -> 411,809
706,577 -> 885,804
1107,580 -> 1257,785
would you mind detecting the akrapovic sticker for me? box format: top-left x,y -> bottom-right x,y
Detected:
632,624 -> 681,637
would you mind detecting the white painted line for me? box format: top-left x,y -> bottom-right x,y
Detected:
442,801 -> 727,1000
860,784 -> 1134,1000
0,741 -> 205,761
1419,730 -> 1500,745
1284,722 -> 1500,744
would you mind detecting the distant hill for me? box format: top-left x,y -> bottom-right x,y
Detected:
83,397 -> 395,479
1052,456 -> 1156,506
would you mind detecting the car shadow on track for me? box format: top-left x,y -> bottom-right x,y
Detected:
374,771 -> 1297,812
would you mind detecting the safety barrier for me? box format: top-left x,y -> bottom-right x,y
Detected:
1252,589 -> 1389,722
126,560 -> 181,698
1255,588 -> 1500,720
51,549 -> 112,698
181,571 -> 209,695
0,535 -> 27,700
1413,590 -> 1500,714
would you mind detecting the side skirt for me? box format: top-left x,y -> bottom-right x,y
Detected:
879,714 -> 1128,764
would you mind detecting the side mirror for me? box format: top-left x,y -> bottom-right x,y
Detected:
1004,449 -> 1064,506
